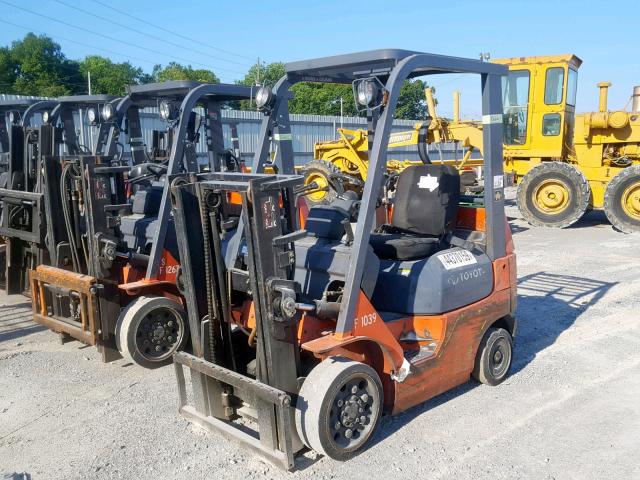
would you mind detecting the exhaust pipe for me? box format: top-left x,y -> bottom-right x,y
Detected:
632,86 -> 640,113
597,82 -> 611,112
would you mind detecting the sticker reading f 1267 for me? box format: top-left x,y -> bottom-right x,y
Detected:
437,250 -> 477,270
261,196 -> 278,229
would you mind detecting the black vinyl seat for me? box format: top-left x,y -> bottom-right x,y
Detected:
370,164 -> 460,261
369,230 -> 441,260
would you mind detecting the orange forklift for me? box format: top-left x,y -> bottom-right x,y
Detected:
27,82 -> 253,366
171,49 -> 517,468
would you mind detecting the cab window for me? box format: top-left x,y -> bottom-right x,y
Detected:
567,69 -> 578,106
502,70 -> 530,145
542,113 -> 561,136
545,67 -> 565,105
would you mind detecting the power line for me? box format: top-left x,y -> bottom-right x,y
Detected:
51,0 -> 252,69
0,0 -> 246,77
0,18 -> 162,69
0,18 -> 237,83
90,0 -> 258,63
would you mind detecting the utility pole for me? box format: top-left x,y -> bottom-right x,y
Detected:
255,57 -> 261,86
87,71 -> 92,95
340,97 -> 344,130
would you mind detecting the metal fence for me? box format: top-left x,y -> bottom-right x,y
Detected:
2,94 -> 472,165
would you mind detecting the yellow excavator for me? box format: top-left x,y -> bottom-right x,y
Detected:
306,55 -> 640,232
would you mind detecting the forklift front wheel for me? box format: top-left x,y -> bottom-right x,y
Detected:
115,296 -> 188,369
472,327 -> 513,386
295,356 -> 383,461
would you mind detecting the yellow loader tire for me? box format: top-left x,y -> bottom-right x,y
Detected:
603,165 -> 640,233
302,160 -> 345,207
516,162 -> 590,228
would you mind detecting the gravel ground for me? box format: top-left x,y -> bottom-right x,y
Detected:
1,191 -> 639,480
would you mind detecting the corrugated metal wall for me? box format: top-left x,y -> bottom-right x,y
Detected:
138,109 -> 469,166
3,94 -> 470,165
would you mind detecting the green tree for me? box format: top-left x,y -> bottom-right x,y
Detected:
0,47 -> 17,93
152,62 -> 219,83
79,55 -> 147,95
395,79 -> 431,120
238,62 -> 286,88
289,82 -> 358,116
9,33 -> 83,96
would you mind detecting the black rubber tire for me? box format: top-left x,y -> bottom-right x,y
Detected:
472,327 -> 513,386
301,160 -> 345,207
115,295 -> 188,369
603,165 -> 640,233
516,162 -> 590,228
295,356 -> 383,461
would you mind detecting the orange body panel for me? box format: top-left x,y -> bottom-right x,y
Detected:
301,249 -> 516,415
455,206 -> 486,232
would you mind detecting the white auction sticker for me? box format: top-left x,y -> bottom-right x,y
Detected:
493,175 -> 504,189
482,114 -> 503,124
438,250 -> 478,270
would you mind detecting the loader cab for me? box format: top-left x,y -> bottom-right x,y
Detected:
493,54 -> 581,160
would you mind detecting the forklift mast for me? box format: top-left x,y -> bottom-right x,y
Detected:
0,96 -> 118,294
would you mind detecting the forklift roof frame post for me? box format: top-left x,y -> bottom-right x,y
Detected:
49,95 -> 117,156
21,100 -> 59,127
258,49 -> 509,334
128,81 -> 255,279
0,99 -> 48,153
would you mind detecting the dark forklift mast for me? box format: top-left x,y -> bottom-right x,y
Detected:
172,172 -> 304,469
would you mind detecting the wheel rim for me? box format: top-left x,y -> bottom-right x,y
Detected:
305,171 -> 331,202
327,374 -> 380,452
532,179 -> 571,214
621,181 -> 640,220
489,337 -> 511,379
135,307 -> 184,361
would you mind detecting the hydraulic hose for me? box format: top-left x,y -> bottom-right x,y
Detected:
60,163 -> 81,272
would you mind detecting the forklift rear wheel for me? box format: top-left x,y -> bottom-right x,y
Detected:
472,327 -> 513,386
115,296 -> 188,369
603,165 -> 640,233
302,160 -> 345,207
516,162 -> 590,228
295,356 -> 383,461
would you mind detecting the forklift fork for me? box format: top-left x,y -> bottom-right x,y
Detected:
173,351 -> 296,470
30,265 -> 100,345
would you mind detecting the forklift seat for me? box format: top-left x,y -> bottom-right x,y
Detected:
370,164 -> 460,260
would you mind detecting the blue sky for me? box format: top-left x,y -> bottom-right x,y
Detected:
1,0 -> 638,116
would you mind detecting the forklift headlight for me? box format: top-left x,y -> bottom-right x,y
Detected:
87,107 -> 98,124
355,79 -> 379,107
159,100 -> 178,120
101,103 -> 115,122
42,111 -> 50,124
255,86 -> 275,112
8,110 -> 20,125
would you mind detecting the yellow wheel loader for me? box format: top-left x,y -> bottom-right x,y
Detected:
307,54 -> 640,232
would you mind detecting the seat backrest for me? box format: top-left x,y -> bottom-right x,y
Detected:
392,164 -> 460,236
131,184 -> 163,215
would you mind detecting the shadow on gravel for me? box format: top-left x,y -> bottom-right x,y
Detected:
508,221 -> 530,234
0,302 -> 45,343
367,271 -> 615,449
567,209 -> 611,229
511,271 -> 616,374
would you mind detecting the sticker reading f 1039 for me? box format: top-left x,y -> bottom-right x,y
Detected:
437,249 -> 477,270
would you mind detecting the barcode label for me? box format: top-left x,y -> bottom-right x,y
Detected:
438,250 -> 477,270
